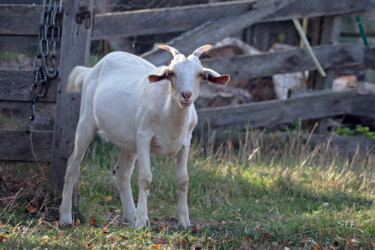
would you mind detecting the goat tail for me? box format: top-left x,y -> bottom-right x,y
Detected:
66,66 -> 91,93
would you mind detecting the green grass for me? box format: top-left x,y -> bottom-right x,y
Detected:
1,130 -> 375,249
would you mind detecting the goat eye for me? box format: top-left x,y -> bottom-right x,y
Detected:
168,71 -> 175,77
199,72 -> 205,78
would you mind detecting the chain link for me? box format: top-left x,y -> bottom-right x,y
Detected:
30,0 -> 63,121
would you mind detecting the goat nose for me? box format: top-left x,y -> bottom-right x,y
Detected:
181,92 -> 192,100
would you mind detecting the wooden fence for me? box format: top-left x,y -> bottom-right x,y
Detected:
0,0 -> 375,191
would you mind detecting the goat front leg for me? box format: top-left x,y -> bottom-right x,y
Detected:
114,150 -> 137,225
133,135 -> 152,228
176,144 -> 191,228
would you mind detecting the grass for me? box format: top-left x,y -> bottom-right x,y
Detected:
1,129 -> 375,249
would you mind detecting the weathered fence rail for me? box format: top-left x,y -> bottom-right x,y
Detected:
196,91 -> 375,128
93,0 -> 370,40
1,0 -> 373,38
0,71 -> 58,102
1,0 -> 375,191
203,43 -> 365,81
0,129 -> 52,161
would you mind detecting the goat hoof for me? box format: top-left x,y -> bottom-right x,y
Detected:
178,215 -> 191,229
133,212 -> 149,229
59,213 -> 73,225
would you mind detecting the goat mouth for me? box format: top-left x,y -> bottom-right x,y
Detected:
180,101 -> 192,107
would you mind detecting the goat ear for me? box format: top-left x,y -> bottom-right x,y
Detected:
148,67 -> 171,83
202,68 -> 230,85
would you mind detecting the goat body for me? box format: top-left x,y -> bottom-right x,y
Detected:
59,45 -> 230,228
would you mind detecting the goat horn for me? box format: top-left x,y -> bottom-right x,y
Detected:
158,45 -> 181,57
193,45 -> 212,58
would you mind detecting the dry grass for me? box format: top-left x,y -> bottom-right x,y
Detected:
1,128 -> 375,249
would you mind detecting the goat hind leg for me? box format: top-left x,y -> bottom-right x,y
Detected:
59,117 -> 96,225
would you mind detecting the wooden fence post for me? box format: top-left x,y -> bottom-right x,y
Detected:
315,16 -> 341,133
50,0 -> 94,192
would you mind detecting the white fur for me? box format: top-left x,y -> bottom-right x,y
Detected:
59,47 -> 229,228
66,66 -> 90,93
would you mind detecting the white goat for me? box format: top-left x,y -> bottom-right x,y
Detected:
59,45 -> 230,228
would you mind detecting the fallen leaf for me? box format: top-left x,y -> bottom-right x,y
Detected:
158,224 -> 169,230
328,246 -> 339,250
26,204 -> 36,214
190,242 -> 202,249
280,240 -> 289,246
99,196 -> 112,201
151,244 -> 162,249
0,235 -> 8,242
89,216 -> 96,225
41,235 -> 50,242
244,236 -> 251,240
235,209 -> 241,216
179,237 -> 188,246
75,219 -> 81,226
53,220 -> 58,227
189,226 -> 201,232
262,232 -> 273,239
119,233 -> 129,240
102,227 -> 109,233
153,238 -> 168,245
87,243 -> 94,249
0,221 -> 2,226
107,233 -> 116,241
315,245 -> 323,250
346,239 -> 358,248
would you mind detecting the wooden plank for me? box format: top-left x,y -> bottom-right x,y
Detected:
50,0 -> 94,191
197,90 -> 356,128
350,94 -> 375,117
0,0 -> 43,4
2,0 -> 371,37
202,44 -> 365,81
0,70 -> 57,102
92,0 -> 369,40
307,134 -> 375,156
0,101 -> 55,130
93,0 -> 256,39
206,131 -> 375,156
364,47 -> 375,69
0,4 -> 42,35
143,0 -> 298,66
0,129 -> 53,162
0,35 -> 37,53
262,0 -> 367,23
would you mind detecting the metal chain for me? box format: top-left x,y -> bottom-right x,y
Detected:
30,0 -> 62,121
